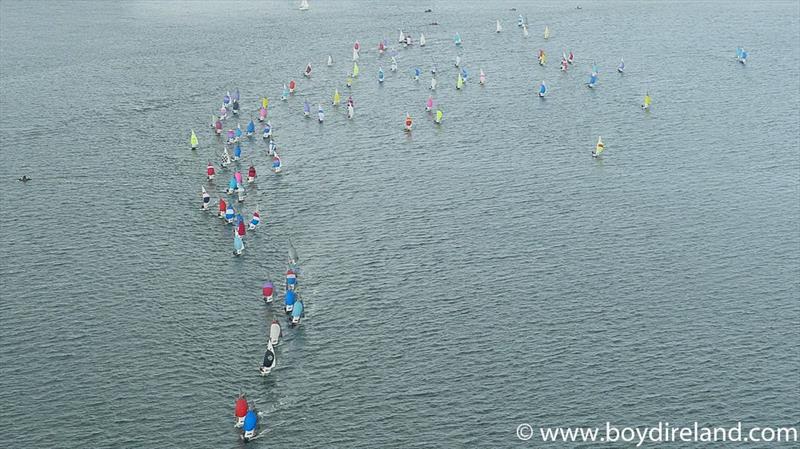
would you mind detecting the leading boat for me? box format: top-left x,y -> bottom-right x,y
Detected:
259,340 -> 276,376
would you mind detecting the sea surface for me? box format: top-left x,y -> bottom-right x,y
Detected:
1,1 -> 798,447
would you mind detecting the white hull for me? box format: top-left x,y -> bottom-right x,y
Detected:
285,304 -> 294,314
291,316 -> 300,325
259,366 -> 272,376
263,294 -> 273,302
243,429 -> 256,440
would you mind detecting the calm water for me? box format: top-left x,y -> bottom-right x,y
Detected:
1,1 -> 798,447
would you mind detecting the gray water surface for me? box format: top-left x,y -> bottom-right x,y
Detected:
1,1 -> 798,447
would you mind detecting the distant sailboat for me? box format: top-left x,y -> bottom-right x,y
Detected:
352,47 -> 359,61
454,32 -> 462,46
281,84 -> 288,101
544,26 -> 550,39
593,136 -> 605,157
327,54 -> 333,66
299,0 -> 309,10
332,89 -> 341,106
246,120 -> 255,136
642,92 -> 652,110
288,80 -> 296,93
617,58 -> 625,73
398,29 -> 405,43
455,55 -> 461,67
347,103 -> 354,119
523,24 -> 529,37
456,72 -> 464,90
496,20 -> 502,33
434,108 -> 443,124
317,104 -> 324,122
304,63 -> 312,77
303,100 -> 310,117
430,77 -> 437,90
272,154 -> 282,173
538,81 -> 548,97
404,113 -> 413,131
378,40 -> 386,54
378,67 -> 385,83
390,56 -> 397,72
517,14 -> 524,27
567,50 -> 574,64
419,33 -> 426,46
737,47 -> 748,64
190,130 -> 198,149
538,50 -> 547,66
426,95 -> 434,111
234,233 -> 245,256
479,68 -> 486,85
352,61 -> 360,77
587,72 -> 598,88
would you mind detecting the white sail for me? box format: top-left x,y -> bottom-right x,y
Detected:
496,20 -> 502,33
299,0 -> 309,10
419,33 -> 426,46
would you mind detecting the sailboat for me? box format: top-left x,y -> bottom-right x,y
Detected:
523,24 -> 529,37
332,89 -> 341,106
241,406 -> 259,442
426,95 -> 434,111
291,300 -> 304,326
317,104 -> 324,122
390,56 -> 397,72
221,147 -> 231,167
398,29 -> 405,43
246,120 -> 255,136
461,67 -> 468,81
738,48 -> 748,64
352,47 -> 359,61
259,340 -> 276,376
272,154 -> 282,173
642,92 -> 652,110
378,67 -> 385,83
234,396 -> 248,428
561,57 -> 568,72
190,130 -> 198,149
496,20 -> 502,33
617,58 -> 625,73
281,84 -> 288,101
456,72 -> 464,90
538,81 -> 548,97
201,186 -> 210,210
455,55 -> 461,67
269,319 -> 281,343
430,77 -> 437,90
303,100 -> 310,117
289,80 -> 296,93
299,0 -> 309,10
249,210 -> 261,230
544,26 -> 550,39
434,109 -> 443,124
327,54 -> 333,66
567,50 -> 574,64
587,72 -> 598,88
404,113 -> 413,131
352,61 -> 360,77
353,40 -> 360,52
304,63 -> 312,77
234,233 -> 245,256
414,67 -> 421,80
593,136 -> 605,157
378,40 -> 386,54
518,14 -> 524,27
479,69 -> 486,85
419,33 -> 426,46
207,162 -> 215,180
347,102 -> 354,119
538,50 -> 547,66
454,32 -> 462,46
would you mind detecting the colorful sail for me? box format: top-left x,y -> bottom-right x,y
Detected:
594,136 -> 605,157
454,32 -> 461,46
352,61 -> 359,77
456,73 -> 464,89
642,93 -> 652,109
538,81 -> 548,97
190,130 -> 198,149
588,72 -> 598,88
435,109 -> 443,124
